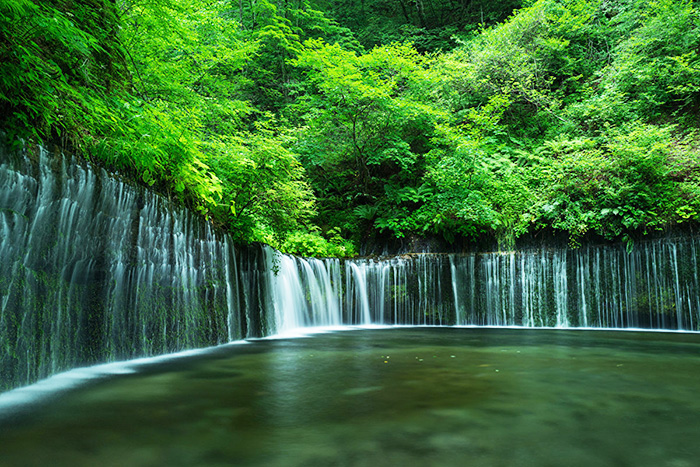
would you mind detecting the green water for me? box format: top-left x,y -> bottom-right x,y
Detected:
2,327 -> 700,466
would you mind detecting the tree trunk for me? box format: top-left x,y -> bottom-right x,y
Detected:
415,0 -> 427,28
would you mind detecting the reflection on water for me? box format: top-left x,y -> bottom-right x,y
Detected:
2,328 -> 700,466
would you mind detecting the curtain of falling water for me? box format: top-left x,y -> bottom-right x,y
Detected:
2,146 -> 700,393
342,242 -> 700,330
0,148 -> 245,390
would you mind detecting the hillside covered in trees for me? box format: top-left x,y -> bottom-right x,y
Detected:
2,0 -> 700,256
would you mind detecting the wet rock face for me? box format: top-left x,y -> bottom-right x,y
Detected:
0,148 -> 244,391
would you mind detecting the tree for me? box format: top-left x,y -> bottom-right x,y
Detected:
294,40 -> 445,240
205,124 -> 317,245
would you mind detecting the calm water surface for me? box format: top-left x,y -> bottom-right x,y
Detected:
2,327 -> 700,466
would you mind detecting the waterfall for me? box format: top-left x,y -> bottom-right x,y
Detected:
346,262 -> 372,324
0,147 -> 247,390
264,249 -> 342,334
342,241 -> 700,330
2,146 -> 700,392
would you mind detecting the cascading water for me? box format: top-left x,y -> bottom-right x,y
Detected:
343,255 -> 454,326
2,146 -> 700,393
264,249 -> 343,334
342,241 -> 700,329
0,146 -> 350,390
0,147 -> 246,390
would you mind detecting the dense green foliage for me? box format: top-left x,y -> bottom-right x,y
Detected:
2,0 -> 699,255
314,0 -> 524,51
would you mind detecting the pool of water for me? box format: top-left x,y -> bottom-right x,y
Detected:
2,327 -> 700,466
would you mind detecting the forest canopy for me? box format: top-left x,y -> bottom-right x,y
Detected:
1,0 -> 699,256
